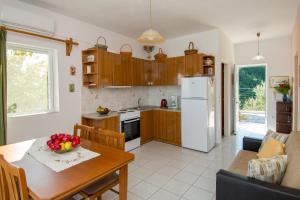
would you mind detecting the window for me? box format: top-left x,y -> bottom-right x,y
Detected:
7,43 -> 56,116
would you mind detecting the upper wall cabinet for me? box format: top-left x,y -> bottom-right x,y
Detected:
166,56 -> 185,85
185,53 -> 204,76
82,48 -> 214,88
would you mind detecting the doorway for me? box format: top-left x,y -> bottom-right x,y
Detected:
234,64 -> 267,137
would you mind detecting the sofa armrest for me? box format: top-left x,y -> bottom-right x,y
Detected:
243,137 -> 262,152
216,170 -> 300,200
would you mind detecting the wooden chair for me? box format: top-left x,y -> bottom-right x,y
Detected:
81,129 -> 125,200
0,154 -> 29,200
73,124 -> 94,140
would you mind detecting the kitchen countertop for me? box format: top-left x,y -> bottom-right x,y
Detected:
82,106 -> 181,120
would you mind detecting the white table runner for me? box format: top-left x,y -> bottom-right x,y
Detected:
26,137 -> 100,172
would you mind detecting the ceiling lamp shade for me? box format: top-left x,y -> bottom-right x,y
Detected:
252,32 -> 265,61
137,0 -> 165,44
137,28 -> 164,44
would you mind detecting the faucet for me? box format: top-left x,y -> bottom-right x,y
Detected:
138,98 -> 142,109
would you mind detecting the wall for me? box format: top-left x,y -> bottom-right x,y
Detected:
292,5 -> 300,130
235,37 -> 292,131
1,0 -> 144,143
219,32 -> 235,136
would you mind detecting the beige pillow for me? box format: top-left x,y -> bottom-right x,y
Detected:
259,130 -> 289,151
257,137 -> 285,158
247,155 -> 288,184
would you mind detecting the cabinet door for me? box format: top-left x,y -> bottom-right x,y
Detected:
175,112 -> 181,145
166,56 -> 185,85
100,51 -> 114,86
140,110 -> 154,144
185,54 -> 204,76
133,58 -> 145,86
113,54 -> 133,86
144,60 -> 158,86
165,111 -> 176,143
152,61 -> 161,86
153,60 -> 167,85
81,116 -> 120,132
153,110 -> 164,139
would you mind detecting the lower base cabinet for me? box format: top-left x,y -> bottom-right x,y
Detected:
141,110 -> 181,146
81,116 -> 120,132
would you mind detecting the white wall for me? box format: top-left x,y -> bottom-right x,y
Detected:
235,37 -> 292,131
292,5 -> 300,130
2,0 -> 144,143
219,32 -> 235,136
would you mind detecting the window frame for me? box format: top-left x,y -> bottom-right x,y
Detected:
7,43 -> 56,117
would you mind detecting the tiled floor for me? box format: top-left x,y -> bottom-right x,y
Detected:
103,135 -> 243,200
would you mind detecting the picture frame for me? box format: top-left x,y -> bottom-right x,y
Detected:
269,76 -> 290,88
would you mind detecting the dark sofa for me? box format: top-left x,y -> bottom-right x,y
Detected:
216,133 -> 300,200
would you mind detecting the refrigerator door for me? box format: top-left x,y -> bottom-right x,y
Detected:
181,98 -> 208,152
181,77 -> 208,99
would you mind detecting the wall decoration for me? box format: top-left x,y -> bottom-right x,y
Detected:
269,76 -> 290,88
70,66 -> 76,75
69,83 -> 75,93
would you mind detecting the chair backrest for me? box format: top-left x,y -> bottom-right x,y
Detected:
73,124 -> 94,140
92,129 -> 125,151
0,154 -> 29,200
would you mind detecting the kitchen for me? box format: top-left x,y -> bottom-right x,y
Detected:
81,46 -> 216,152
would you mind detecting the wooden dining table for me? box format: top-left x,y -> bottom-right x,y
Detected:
0,138 -> 135,200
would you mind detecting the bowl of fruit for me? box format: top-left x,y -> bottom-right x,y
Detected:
97,106 -> 110,115
47,133 -> 80,154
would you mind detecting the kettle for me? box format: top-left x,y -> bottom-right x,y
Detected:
160,99 -> 168,108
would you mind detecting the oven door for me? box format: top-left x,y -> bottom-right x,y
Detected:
121,118 -> 140,142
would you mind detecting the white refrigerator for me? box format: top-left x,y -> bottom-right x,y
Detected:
181,77 -> 216,152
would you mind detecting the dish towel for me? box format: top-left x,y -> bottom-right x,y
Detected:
26,137 -> 100,172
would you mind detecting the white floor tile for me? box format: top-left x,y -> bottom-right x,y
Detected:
130,167 -> 155,180
173,171 -> 199,185
183,186 -> 213,200
129,181 -> 159,199
194,176 -> 216,193
163,179 -> 192,196
156,166 -> 181,178
145,173 -> 171,187
149,189 -> 180,200
182,163 -> 207,176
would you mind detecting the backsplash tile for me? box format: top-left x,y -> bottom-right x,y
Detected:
81,86 -> 181,114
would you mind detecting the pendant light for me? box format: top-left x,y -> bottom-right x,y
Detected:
252,32 -> 265,61
137,0 -> 165,44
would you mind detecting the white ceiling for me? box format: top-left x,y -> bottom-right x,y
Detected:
21,0 -> 300,43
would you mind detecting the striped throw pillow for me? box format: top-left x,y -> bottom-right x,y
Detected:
247,155 -> 288,184
259,130 -> 289,151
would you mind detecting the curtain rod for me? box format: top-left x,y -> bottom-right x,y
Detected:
0,25 -> 79,56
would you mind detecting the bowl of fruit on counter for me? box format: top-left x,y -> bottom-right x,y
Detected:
97,106 -> 110,115
47,133 -> 80,154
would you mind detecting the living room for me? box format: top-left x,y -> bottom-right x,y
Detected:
0,0 -> 300,200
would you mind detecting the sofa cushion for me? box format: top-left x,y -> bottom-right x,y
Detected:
257,137 -> 285,158
247,155 -> 288,184
259,130 -> 289,151
281,131 -> 300,189
228,150 -> 257,176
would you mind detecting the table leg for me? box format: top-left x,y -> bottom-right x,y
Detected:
119,165 -> 128,200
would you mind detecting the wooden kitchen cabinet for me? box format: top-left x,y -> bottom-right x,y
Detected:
153,110 -> 181,146
144,60 -> 159,86
100,50 -> 114,86
155,60 -> 168,85
166,56 -> 185,85
133,57 -> 145,86
113,54 -> 133,86
140,110 -> 154,144
81,116 -> 120,132
185,53 -> 204,76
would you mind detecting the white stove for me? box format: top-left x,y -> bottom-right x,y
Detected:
118,109 -> 141,151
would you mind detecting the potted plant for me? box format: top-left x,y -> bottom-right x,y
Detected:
274,82 -> 291,102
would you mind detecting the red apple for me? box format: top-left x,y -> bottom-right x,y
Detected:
72,140 -> 78,147
62,136 -> 69,142
49,143 -> 55,150
54,139 -> 61,145
47,140 -> 53,146
51,134 -> 58,140
58,133 -> 65,139
53,144 -> 61,151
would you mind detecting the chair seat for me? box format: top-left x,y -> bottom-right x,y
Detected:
81,172 -> 119,196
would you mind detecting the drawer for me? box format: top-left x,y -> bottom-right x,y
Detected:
276,123 -> 292,134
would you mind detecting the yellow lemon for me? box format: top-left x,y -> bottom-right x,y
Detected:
65,141 -> 72,150
60,143 -> 65,151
